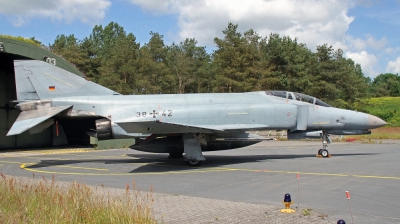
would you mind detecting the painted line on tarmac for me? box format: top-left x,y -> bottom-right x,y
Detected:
19,163 -> 109,171
250,169 -> 400,180
17,161 -> 400,180
0,161 -> 26,164
72,154 -> 128,158
37,149 -> 93,154
214,167 -> 400,180
55,165 -> 109,171
19,162 -> 234,175
0,148 -> 94,156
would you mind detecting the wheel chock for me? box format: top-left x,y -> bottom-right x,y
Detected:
316,154 -> 332,158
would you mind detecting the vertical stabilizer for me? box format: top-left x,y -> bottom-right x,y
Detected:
14,60 -> 119,101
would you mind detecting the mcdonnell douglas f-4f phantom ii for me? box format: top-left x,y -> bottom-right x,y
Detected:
7,60 -> 386,166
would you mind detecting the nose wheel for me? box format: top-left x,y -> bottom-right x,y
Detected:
318,149 -> 329,157
318,132 -> 331,158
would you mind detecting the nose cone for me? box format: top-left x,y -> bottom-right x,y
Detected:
368,114 -> 387,129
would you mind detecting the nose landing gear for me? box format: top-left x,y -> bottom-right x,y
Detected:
318,132 -> 331,158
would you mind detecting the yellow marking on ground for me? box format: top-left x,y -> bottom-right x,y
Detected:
17,162 -> 110,171
84,155 -> 128,159
265,170 -> 349,177
66,153 -> 128,158
249,169 -> 400,180
351,174 -> 400,180
1,148 -> 94,156
55,165 -> 109,171
0,161 -> 26,164
20,164 -> 233,176
16,161 -> 400,180
216,168 -> 400,179
37,149 -> 93,154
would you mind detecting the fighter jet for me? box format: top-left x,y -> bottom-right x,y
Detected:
7,60 -> 386,166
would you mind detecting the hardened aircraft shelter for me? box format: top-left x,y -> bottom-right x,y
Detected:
0,37 -> 84,149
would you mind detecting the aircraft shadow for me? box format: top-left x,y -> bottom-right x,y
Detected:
126,152 -> 379,173
25,152 -> 379,174
26,158 -> 139,169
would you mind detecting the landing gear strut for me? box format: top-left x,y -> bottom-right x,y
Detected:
318,132 -> 331,157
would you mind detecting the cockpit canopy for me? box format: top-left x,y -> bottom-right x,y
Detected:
265,91 -> 331,107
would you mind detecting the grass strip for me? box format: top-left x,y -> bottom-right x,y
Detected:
0,174 -> 155,224
343,126 -> 400,140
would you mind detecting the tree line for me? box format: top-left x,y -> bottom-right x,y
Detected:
43,22 -> 399,108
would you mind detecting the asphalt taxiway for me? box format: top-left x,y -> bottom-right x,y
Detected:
1,140 -> 399,223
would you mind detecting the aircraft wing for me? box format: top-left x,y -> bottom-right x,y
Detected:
116,120 -> 269,134
7,105 -> 72,136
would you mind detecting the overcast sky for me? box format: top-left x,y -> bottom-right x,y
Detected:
1,0 -> 399,79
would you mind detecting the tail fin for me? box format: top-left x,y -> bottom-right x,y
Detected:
14,60 -> 119,101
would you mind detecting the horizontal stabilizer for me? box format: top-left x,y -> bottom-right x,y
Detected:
116,121 -> 269,134
7,105 -> 72,136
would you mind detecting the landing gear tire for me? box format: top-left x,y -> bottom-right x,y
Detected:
186,159 -> 202,167
317,149 -> 323,155
169,152 -> 183,158
320,149 -> 329,157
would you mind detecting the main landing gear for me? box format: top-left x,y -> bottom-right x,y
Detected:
182,134 -> 205,166
318,132 -> 332,158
